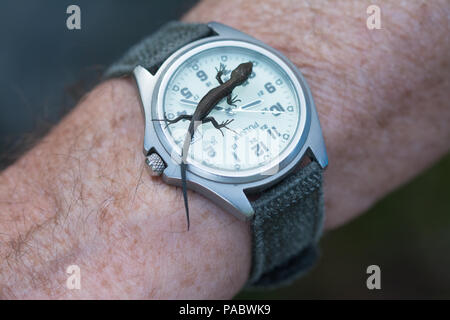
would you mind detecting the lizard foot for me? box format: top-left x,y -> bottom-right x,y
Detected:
227,94 -> 241,107
152,114 -> 193,128
204,117 -> 237,136
215,63 -> 229,84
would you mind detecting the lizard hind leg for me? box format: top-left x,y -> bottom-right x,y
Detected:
215,63 -> 229,85
203,117 -> 237,136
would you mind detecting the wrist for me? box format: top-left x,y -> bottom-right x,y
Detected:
0,79 -> 251,299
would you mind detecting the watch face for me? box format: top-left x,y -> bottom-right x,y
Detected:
157,41 -> 306,178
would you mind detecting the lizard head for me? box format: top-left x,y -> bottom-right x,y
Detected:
230,62 -> 253,85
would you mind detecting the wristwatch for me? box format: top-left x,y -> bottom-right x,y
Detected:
105,21 -> 328,289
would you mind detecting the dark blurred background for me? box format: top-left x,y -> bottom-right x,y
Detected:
1,0 -> 449,299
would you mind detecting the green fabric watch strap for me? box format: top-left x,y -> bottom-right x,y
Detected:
104,21 -> 214,78
104,21 -> 325,289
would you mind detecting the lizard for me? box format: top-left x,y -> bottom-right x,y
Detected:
161,61 -> 253,230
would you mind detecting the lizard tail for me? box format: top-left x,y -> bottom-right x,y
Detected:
180,161 -> 190,231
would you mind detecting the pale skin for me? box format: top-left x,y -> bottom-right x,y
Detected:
0,0 -> 448,299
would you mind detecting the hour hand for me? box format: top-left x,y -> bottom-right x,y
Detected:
238,99 -> 262,110
227,94 -> 241,107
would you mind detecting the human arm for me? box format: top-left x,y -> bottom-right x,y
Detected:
1,0 -> 449,299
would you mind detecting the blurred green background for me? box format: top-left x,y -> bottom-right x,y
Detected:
239,154 -> 450,299
1,0 -> 448,299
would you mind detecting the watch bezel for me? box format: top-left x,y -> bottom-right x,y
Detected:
151,38 -> 312,185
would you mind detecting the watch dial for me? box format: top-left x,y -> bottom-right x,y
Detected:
159,44 -> 302,177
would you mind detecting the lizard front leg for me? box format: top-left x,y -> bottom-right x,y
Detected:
215,63 -> 229,85
203,117 -> 237,136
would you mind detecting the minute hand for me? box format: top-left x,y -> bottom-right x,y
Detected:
233,109 -> 285,114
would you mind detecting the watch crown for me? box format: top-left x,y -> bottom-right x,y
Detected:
145,153 -> 165,176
